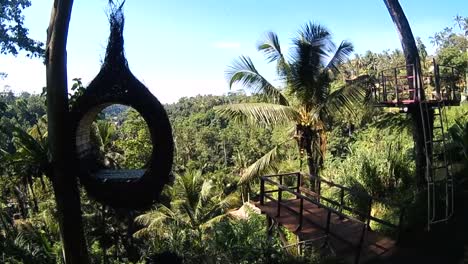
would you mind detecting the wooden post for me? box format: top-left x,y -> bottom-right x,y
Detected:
46,1 -> 90,263
339,188 -> 345,219
382,71 -> 387,102
451,67 -> 456,100
355,223 -> 367,264
277,178 -> 282,217
433,59 -> 440,100
397,207 -> 405,244
260,177 -> 265,206
394,68 -> 399,102
296,173 -> 301,197
297,197 -> 304,231
366,198 -> 373,230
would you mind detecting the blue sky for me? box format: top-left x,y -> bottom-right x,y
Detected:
1,0 -> 466,103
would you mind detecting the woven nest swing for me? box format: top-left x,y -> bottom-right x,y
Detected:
70,8 -> 173,209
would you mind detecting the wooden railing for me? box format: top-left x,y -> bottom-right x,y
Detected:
259,172 -> 406,264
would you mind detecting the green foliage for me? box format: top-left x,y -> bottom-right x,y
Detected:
324,126 -> 415,200
134,170 -> 240,241
219,22 -> 367,186
113,109 -> 151,169
0,0 -> 44,57
206,214 -> 324,264
0,14 -> 467,264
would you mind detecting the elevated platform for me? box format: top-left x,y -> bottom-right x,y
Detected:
371,63 -> 464,108
257,199 -> 397,263
374,99 -> 461,108
257,172 -> 404,264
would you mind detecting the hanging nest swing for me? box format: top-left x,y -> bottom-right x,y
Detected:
70,7 -> 173,209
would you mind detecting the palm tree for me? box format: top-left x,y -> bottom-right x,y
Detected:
92,120 -> 123,169
1,119 -> 50,214
216,22 -> 367,190
134,170 -> 239,244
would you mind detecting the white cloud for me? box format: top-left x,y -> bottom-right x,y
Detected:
212,41 -> 241,49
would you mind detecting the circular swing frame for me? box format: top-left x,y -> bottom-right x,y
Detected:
70,7 -> 173,209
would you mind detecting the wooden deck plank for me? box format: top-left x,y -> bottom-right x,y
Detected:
255,198 -> 398,263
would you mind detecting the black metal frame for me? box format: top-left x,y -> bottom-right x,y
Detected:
260,172 -> 406,264
373,61 -> 463,107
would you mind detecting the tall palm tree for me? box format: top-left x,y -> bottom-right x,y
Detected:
216,22 -> 367,190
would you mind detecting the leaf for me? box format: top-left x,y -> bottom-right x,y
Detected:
326,40 -> 354,74
215,103 -> 299,127
324,77 -> 371,118
257,31 -> 290,76
226,56 -> 289,105
239,143 -> 285,184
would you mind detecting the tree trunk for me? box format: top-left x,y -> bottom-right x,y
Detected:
46,1 -> 90,263
383,0 -> 432,190
297,124 -> 319,192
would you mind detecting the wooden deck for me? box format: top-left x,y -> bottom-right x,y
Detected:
257,172 -> 404,264
256,199 -> 397,263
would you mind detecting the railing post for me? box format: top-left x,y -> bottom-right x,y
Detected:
296,173 -> 301,198
366,198 -> 372,230
317,177 -> 321,201
325,210 -> 331,234
260,177 -> 265,206
433,59 -> 440,100
413,64 -> 419,101
394,68 -> 399,102
297,197 -> 304,231
397,207 -> 405,244
355,223 -> 367,264
277,176 -> 282,217
382,71 -> 387,102
339,188 -> 345,219
451,67 -> 456,100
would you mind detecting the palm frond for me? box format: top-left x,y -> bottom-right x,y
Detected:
326,40 -> 354,74
226,56 -> 289,105
199,180 -> 213,203
299,22 -> 332,48
1,126 -> 49,173
257,31 -> 290,76
214,103 -> 299,127
218,193 -> 241,211
133,205 -> 176,238
258,32 -> 283,63
371,112 -> 412,131
239,143 -> 286,184
200,214 -> 229,230
324,78 -> 371,118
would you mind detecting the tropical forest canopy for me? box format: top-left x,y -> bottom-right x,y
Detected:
0,5 -> 467,263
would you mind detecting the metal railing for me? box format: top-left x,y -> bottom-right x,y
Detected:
372,62 -> 463,105
260,172 -> 405,264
